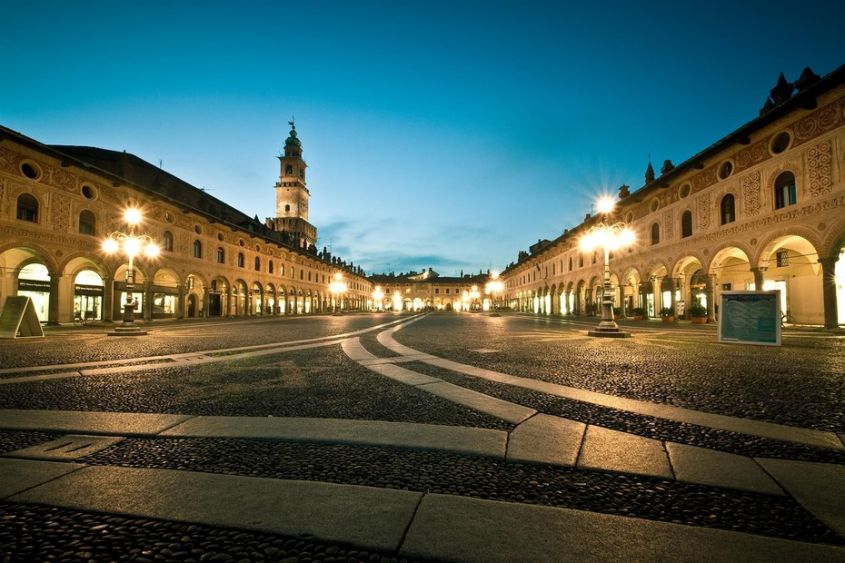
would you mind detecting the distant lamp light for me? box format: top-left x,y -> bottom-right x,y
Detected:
102,238 -> 119,254
124,207 -> 143,226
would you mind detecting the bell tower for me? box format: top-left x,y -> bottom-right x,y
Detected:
269,120 -> 317,248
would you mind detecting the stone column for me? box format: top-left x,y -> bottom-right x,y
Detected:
751,267 -> 767,291
177,284 -> 186,320
47,274 -> 61,325
650,276 -> 660,318
820,256 -> 839,329
102,275 -> 114,323
706,274 -> 717,322
202,290 -> 210,318
143,282 -> 153,322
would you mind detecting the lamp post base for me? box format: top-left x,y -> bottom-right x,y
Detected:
107,324 -> 148,336
587,326 -> 632,338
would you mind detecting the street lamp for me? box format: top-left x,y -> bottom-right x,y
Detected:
579,196 -> 636,338
102,207 -> 159,336
486,270 -> 504,316
372,286 -> 384,312
329,272 -> 347,315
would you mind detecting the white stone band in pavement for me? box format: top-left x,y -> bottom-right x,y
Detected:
376,326 -> 844,450
0,409 -> 192,436
161,415 -> 507,458
4,459 -> 844,563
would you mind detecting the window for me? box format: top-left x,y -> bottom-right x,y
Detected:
679,184 -> 691,198
718,161 -> 733,180
280,265 -> 285,276
770,131 -> 791,155
163,231 -> 174,252
720,194 -> 736,225
269,261 -> 274,274
285,165 -> 293,175
681,211 -> 693,238
20,162 -> 40,179
300,269 -> 304,280
78,210 -> 95,235
237,253 -> 245,268
774,171 -> 796,209
81,185 -> 96,199
216,247 -> 225,264
568,257 -> 573,271
16,194 -> 39,222
192,240 -> 203,258
435,288 -> 439,294
651,223 -> 660,245
255,257 -> 261,271
285,204 -> 290,213
578,256 -> 584,267
776,250 -> 790,268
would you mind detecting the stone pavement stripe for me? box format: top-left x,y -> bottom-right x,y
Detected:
756,458 -> 845,538
340,337 -> 378,361
399,493 -> 845,563
364,363 -> 442,386
0,371 -> 84,386
665,442 -> 784,496
417,380 -> 536,424
161,416 -> 507,458
9,464 -> 421,552
0,458 -> 85,499
0,410 -> 193,436
577,425 -> 673,479
378,326 -> 843,451
507,413 -> 586,467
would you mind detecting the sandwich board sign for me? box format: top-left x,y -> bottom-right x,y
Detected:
718,290 -> 780,346
0,296 -> 45,339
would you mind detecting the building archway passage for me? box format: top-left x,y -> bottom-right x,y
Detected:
17,262 -> 52,323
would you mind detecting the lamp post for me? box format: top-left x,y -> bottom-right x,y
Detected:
102,207 -> 159,336
485,270 -> 504,316
372,286 -> 384,312
579,196 -> 636,338
329,272 -> 347,315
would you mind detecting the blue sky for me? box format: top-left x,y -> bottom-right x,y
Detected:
2,0 -> 843,275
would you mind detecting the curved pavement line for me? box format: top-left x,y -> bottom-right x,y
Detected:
0,315 -> 424,385
3,460 -> 844,562
374,323 -> 844,451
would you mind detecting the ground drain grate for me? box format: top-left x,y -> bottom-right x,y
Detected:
4,434 -> 124,461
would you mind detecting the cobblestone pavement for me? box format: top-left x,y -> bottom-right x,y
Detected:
0,312 -> 843,562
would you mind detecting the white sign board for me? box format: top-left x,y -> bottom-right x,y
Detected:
0,296 -> 45,339
718,290 -> 781,346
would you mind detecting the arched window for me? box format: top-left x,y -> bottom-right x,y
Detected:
16,194 -> 38,222
237,252 -> 245,268
720,194 -> 736,225
651,223 -> 660,245
79,210 -> 96,235
192,240 -> 202,259
578,256 -> 584,268
568,257 -> 573,271
774,171 -> 796,209
269,261 -> 274,274
255,257 -> 261,271
163,231 -> 174,252
216,247 -> 225,264
681,211 -> 693,238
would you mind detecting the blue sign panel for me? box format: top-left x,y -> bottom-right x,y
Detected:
718,291 -> 781,346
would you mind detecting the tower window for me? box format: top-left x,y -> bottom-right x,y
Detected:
285,165 -> 293,175
774,171 -> 797,209
720,194 -> 736,225
285,204 -> 290,213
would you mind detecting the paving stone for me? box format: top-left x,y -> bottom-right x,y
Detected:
418,381 -> 536,424
665,442 -> 783,495
10,465 -> 421,552
364,363 -> 441,386
756,458 -> 845,537
0,409 -> 193,436
0,458 -> 85,498
161,415 -> 507,458
577,425 -> 673,479
507,414 -> 585,466
340,338 -> 377,361
400,493 -> 845,563
5,434 -> 125,461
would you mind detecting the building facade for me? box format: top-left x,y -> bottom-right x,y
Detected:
0,126 -> 371,325
501,66 -> 845,329
369,269 -> 490,312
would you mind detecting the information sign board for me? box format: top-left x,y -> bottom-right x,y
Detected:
718,290 -> 780,346
0,296 -> 45,339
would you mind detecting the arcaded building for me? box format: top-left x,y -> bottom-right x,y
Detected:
0,124 -> 371,324
502,66 -> 845,329
369,268 -> 490,312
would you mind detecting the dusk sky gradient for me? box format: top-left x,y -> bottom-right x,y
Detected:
2,0 -> 843,275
